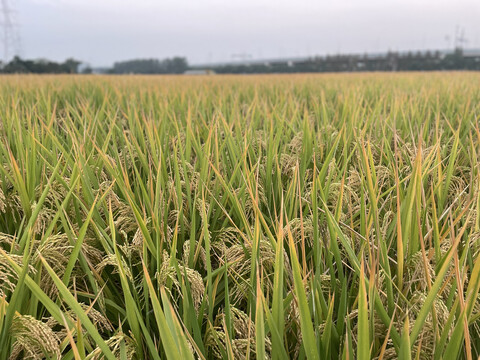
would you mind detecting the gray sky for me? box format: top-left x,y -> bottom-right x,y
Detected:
11,0 -> 480,66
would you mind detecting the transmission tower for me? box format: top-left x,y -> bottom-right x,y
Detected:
0,0 -> 20,64
454,26 -> 468,51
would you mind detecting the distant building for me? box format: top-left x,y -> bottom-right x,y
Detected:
184,69 -> 215,75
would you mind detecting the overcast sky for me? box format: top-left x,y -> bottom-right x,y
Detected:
9,0 -> 480,66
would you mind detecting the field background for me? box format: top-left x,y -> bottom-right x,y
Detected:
0,73 -> 479,359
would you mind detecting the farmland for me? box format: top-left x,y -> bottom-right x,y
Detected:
0,73 -> 479,359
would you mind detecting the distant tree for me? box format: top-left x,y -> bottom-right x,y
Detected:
3,56 -> 29,73
0,56 -> 82,74
81,66 -> 93,74
62,58 -> 81,73
110,57 -> 189,74
442,48 -> 465,70
165,57 -> 188,74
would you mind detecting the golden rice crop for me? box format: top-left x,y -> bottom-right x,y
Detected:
0,72 -> 479,359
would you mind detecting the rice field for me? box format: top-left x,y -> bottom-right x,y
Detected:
0,73 -> 479,359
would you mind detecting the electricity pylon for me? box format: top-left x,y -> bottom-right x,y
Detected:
0,0 -> 20,64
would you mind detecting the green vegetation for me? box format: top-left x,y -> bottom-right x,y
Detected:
109,58 -> 188,74
1,57 -> 82,74
0,73 -> 479,359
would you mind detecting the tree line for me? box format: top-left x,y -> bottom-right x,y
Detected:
0,50 -> 478,74
108,57 -> 188,74
206,49 -> 480,74
0,56 -> 189,74
0,56 -> 82,74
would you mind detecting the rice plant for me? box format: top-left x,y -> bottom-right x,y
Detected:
0,73 -> 479,359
